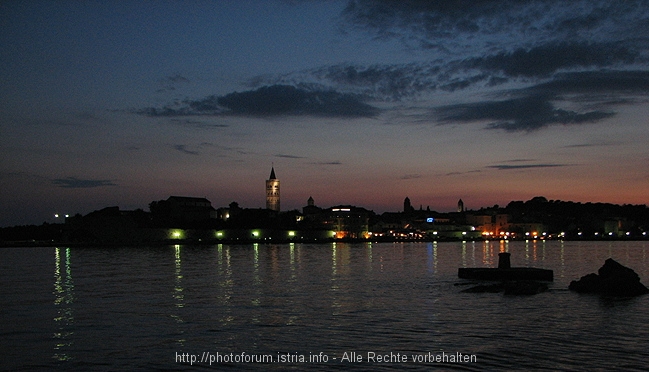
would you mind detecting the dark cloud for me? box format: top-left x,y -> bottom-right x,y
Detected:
530,71 -> 649,96
170,142 -> 249,156
336,0 -> 649,101
249,63 -> 442,101
446,170 -> 481,176
436,93 -> 615,132
156,74 -> 191,93
504,159 -> 538,163
173,144 -> 200,155
313,63 -> 440,100
464,42 -> 639,78
275,154 -> 305,159
342,0 -> 649,50
434,70 -> 649,131
311,161 -> 343,165
169,119 -> 229,129
562,142 -> 617,148
255,51 -> 647,103
137,85 -> 378,118
487,164 -> 566,170
166,74 -> 190,83
135,106 -> 209,117
342,0 -> 517,41
400,174 -> 422,180
52,177 -> 117,188
217,85 -> 378,117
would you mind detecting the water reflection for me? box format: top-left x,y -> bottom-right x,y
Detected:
289,242 -> 295,279
460,241 -> 466,268
253,243 -> 260,286
173,245 -> 184,309
482,241 -> 495,266
427,242 -> 438,272
331,243 -> 353,317
499,239 -> 508,253
330,243 -> 341,315
559,240 -> 566,278
217,244 -> 235,325
250,243 -> 261,325
172,245 -> 186,346
53,247 -> 74,361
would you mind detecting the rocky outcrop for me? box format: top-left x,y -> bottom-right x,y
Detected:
569,258 -> 649,297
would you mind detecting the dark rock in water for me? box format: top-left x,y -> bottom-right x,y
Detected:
569,258 -> 649,297
461,281 -> 548,295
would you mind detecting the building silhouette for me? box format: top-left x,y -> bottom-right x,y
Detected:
404,197 -> 415,214
266,167 -> 280,211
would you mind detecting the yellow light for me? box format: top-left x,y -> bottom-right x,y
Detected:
288,231 -> 296,237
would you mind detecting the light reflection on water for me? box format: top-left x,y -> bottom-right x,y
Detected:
1,241 -> 649,370
53,247 -> 74,362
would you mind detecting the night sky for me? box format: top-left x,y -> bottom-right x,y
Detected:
2,0 -> 649,226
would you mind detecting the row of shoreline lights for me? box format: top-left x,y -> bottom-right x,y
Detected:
170,230 -> 332,240
168,229 -> 648,240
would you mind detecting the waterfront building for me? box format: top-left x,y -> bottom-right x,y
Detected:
303,196 -> 322,218
466,213 -> 510,236
327,205 -> 371,239
150,196 -> 217,224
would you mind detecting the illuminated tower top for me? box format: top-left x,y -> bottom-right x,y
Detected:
266,167 -> 280,211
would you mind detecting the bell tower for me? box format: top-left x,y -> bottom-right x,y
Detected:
266,167 -> 280,211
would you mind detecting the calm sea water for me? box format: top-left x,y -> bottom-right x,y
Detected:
2,241 -> 649,371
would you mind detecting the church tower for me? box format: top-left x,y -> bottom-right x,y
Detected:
266,167 -> 280,211
404,197 -> 414,214
457,199 -> 465,213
